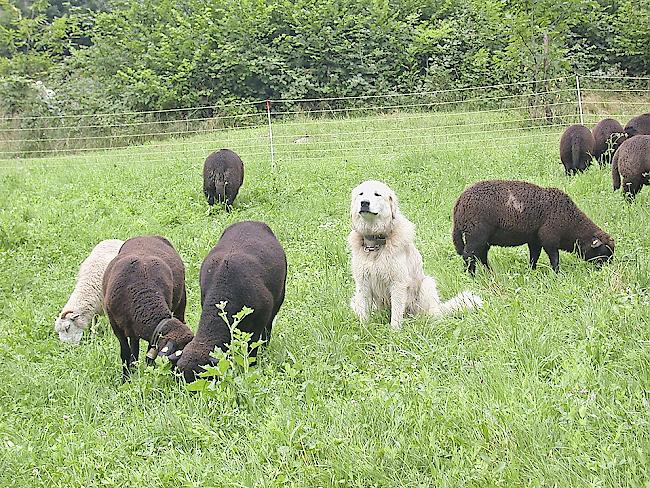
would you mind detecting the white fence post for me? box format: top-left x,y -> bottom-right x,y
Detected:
266,100 -> 275,171
575,74 -> 584,125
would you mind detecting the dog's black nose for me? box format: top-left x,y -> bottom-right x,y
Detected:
360,200 -> 370,208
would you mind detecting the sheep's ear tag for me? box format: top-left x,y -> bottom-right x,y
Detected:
591,238 -> 602,248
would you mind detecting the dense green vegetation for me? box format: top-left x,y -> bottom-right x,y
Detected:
0,112 -> 648,486
1,0 -> 649,119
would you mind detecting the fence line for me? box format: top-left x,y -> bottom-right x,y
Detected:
267,77 -> 572,103
0,101 -> 577,141
270,125 -> 568,150
0,122 -> 566,158
584,88 -> 650,93
267,90 -> 573,116
0,99 -> 265,122
0,124 -> 269,144
268,102 -> 576,128
1,74 -> 648,169
0,134 -> 562,169
273,115 -> 572,141
0,89 -> 573,134
581,75 -> 650,81
1,113 -> 570,147
0,76 -> 573,123
0,113 -> 267,134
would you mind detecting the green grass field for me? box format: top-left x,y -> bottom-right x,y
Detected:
1,111 -> 649,487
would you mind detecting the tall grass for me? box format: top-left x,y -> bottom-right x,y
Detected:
0,111 -> 648,487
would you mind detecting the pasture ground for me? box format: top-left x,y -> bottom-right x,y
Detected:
0,112 -> 649,487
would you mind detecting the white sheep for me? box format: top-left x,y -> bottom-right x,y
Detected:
55,239 -> 124,344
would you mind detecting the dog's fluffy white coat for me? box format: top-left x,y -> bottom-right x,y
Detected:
348,180 -> 482,330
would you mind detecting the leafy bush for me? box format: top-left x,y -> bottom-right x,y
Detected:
185,302 -> 266,409
1,0 -> 649,134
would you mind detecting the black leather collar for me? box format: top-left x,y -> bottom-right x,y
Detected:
363,234 -> 387,252
146,316 -> 175,359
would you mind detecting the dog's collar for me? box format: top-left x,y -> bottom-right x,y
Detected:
363,234 -> 387,252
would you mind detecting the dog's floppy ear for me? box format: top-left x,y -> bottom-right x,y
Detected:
389,191 -> 397,220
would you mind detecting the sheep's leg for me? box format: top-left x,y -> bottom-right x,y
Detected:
623,176 -> 642,202
475,245 -> 490,269
261,317 -> 273,344
225,190 -> 236,213
129,337 -> 139,368
462,251 -> 477,274
248,327 -> 267,359
176,287 -> 187,322
528,242 -> 542,269
389,285 -> 408,330
116,333 -> 131,381
461,245 -> 479,274
543,246 -> 560,273
90,315 -> 99,336
463,239 -> 489,274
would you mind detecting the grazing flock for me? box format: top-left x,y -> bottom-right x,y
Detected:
54,111 -> 649,382
560,112 -> 650,199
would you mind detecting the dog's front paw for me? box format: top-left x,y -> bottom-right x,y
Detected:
460,291 -> 483,310
389,317 -> 402,331
350,295 -> 370,322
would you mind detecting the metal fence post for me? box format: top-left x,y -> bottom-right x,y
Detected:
266,100 -> 275,171
576,74 -> 584,125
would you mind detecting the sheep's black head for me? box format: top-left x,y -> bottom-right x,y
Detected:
171,339 -> 218,383
581,235 -> 614,268
147,318 -> 194,361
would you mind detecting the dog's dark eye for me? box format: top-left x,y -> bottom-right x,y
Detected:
359,192 -> 363,196
374,192 -> 381,197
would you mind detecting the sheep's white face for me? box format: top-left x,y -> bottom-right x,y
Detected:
55,312 -> 86,345
350,180 -> 397,235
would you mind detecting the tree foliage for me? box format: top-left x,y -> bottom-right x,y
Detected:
0,0 -> 648,116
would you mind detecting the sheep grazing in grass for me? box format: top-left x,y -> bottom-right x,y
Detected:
202,148 -> 244,211
559,124 -> 595,175
171,221 -> 287,383
55,239 -> 124,345
103,236 -> 194,380
592,118 -> 625,165
452,180 -> 614,274
624,113 -> 650,139
612,135 -> 650,201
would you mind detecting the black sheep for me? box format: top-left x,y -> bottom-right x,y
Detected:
624,113 -> 650,138
103,236 -> 194,380
559,124 -> 595,175
592,118 -> 625,165
612,135 -> 650,201
452,180 -> 614,274
202,148 -> 244,211
172,221 -> 287,383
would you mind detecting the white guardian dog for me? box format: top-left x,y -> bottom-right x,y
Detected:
348,180 -> 482,330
